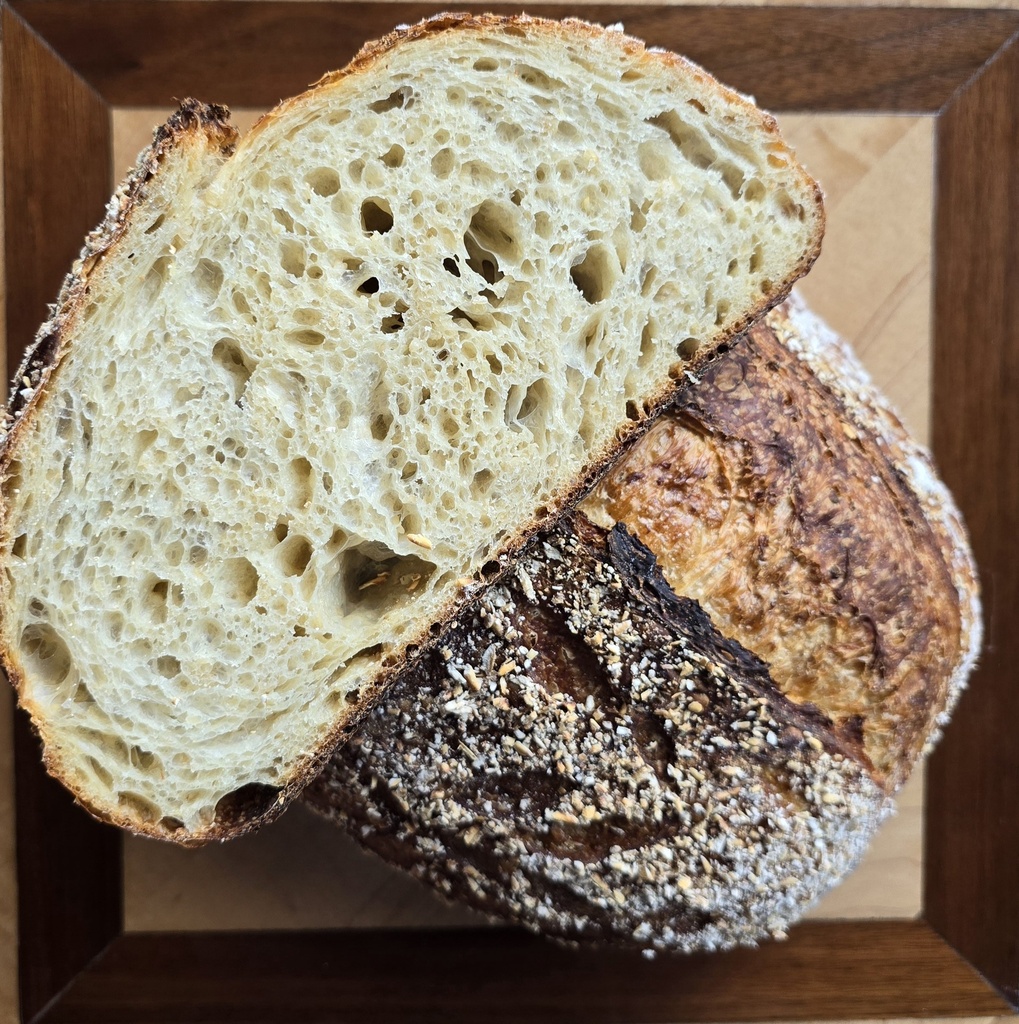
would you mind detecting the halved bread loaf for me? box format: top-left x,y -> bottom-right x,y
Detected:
304,298 -> 981,951
0,15 -> 823,841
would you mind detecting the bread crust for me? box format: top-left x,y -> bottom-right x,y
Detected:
0,17 -> 823,842
586,298 -> 978,788
305,514 -> 888,952
304,300 -> 979,948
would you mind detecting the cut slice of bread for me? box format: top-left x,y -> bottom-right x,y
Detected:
0,14 -> 822,842
304,298 -> 980,951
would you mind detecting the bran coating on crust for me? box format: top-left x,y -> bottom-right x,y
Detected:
305,516 -> 886,953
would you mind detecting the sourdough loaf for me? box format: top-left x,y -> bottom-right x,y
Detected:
304,298 -> 980,951
0,16 -> 823,841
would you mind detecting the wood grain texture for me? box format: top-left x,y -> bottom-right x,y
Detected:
788,115 -> 934,443
0,685 -> 15,1024
9,2 -> 1019,113
36,923 -> 1014,1024
0,10 -> 122,1024
1,6 -> 111,373
13,713 -> 122,1024
926,31 -> 1019,1009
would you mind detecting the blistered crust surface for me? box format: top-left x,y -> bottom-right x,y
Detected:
585,306 -> 974,788
0,16 -> 822,839
306,517 -> 886,953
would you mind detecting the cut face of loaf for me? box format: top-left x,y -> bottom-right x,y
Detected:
0,15 -> 823,841
304,299 -> 981,952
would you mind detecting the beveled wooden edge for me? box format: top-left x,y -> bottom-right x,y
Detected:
3,3 -> 1019,1022
32,922 -> 1016,1024
1,8 -> 121,1024
926,28 -> 1019,1012
7,2 -> 1019,113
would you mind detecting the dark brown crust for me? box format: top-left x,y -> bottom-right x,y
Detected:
586,307 -> 972,788
305,514 -> 884,952
0,15 -> 823,844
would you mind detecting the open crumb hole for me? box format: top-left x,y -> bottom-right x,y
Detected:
361,198 -> 394,234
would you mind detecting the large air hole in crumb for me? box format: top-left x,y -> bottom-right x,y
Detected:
371,410 -> 394,441
143,256 -> 172,302
431,148 -> 455,178
472,469 -> 494,496
273,207 -> 295,231
192,259 -> 224,303
361,198 -> 394,234
335,542 -> 436,615
464,199 -> 521,286
287,457 -> 314,507
743,178 -> 766,203
129,745 -> 161,774
20,622 -> 73,694
570,244 -> 616,304
143,576 -> 170,623
381,300 -> 408,335
136,428 -> 158,457
451,308 -> 484,331
118,792 -> 160,824
647,110 -> 717,170
678,337 -> 701,360
717,161 -> 746,199
277,534 -> 313,577
496,122 -> 524,144
280,240 -> 306,277
382,145 -> 405,168
212,338 -> 256,404
369,86 -> 412,113
217,557 -> 259,605
306,167 -> 341,197
515,63 -> 559,92
504,378 -> 551,435
285,328 -> 325,347
87,757 -> 114,790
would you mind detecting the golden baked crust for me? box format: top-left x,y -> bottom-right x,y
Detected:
584,300 -> 975,788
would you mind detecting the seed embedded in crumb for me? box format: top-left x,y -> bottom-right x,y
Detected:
358,572 -> 389,590
406,533 -> 433,549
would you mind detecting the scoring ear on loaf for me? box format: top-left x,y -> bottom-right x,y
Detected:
303,297 -> 981,953
0,14 -> 825,842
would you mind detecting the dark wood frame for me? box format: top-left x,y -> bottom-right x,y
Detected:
3,3 -> 1017,1020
